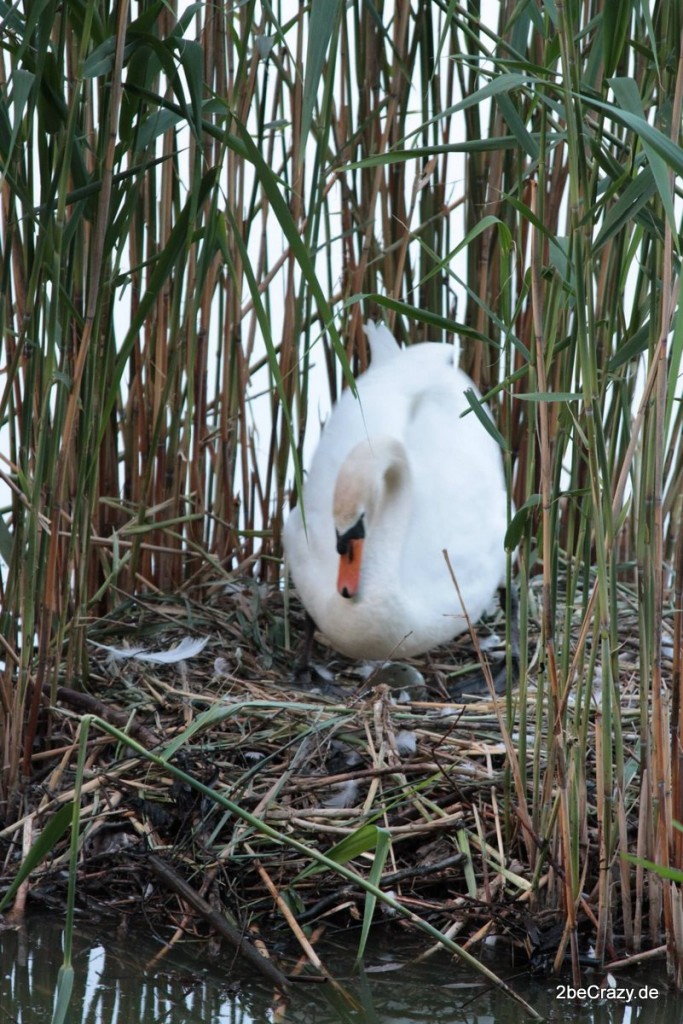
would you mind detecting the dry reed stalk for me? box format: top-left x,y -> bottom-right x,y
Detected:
530,173 -> 581,981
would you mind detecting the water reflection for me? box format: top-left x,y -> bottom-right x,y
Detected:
2,914 -> 683,1023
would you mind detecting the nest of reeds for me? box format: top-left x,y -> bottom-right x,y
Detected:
6,571 -> 666,987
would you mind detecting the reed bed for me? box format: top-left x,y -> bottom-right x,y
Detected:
1,0 -> 682,1005
0,579 -> 673,1008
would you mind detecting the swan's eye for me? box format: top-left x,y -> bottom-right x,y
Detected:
336,515 -> 365,556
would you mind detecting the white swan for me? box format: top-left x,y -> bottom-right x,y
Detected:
283,322 -> 508,661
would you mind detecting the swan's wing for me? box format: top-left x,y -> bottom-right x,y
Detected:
398,347 -> 508,613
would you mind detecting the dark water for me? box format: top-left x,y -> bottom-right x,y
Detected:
1,913 -> 681,1023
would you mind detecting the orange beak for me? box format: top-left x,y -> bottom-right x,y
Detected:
337,537 -> 364,598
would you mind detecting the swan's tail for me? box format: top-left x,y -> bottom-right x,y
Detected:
363,319 -> 461,367
363,321 -> 400,366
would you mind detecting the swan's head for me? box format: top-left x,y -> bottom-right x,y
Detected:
335,513 -> 365,599
332,438 -> 408,600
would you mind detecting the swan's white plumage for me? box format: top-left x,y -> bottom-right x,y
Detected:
283,323 -> 508,660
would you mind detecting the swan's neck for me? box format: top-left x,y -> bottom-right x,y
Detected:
333,437 -> 412,594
